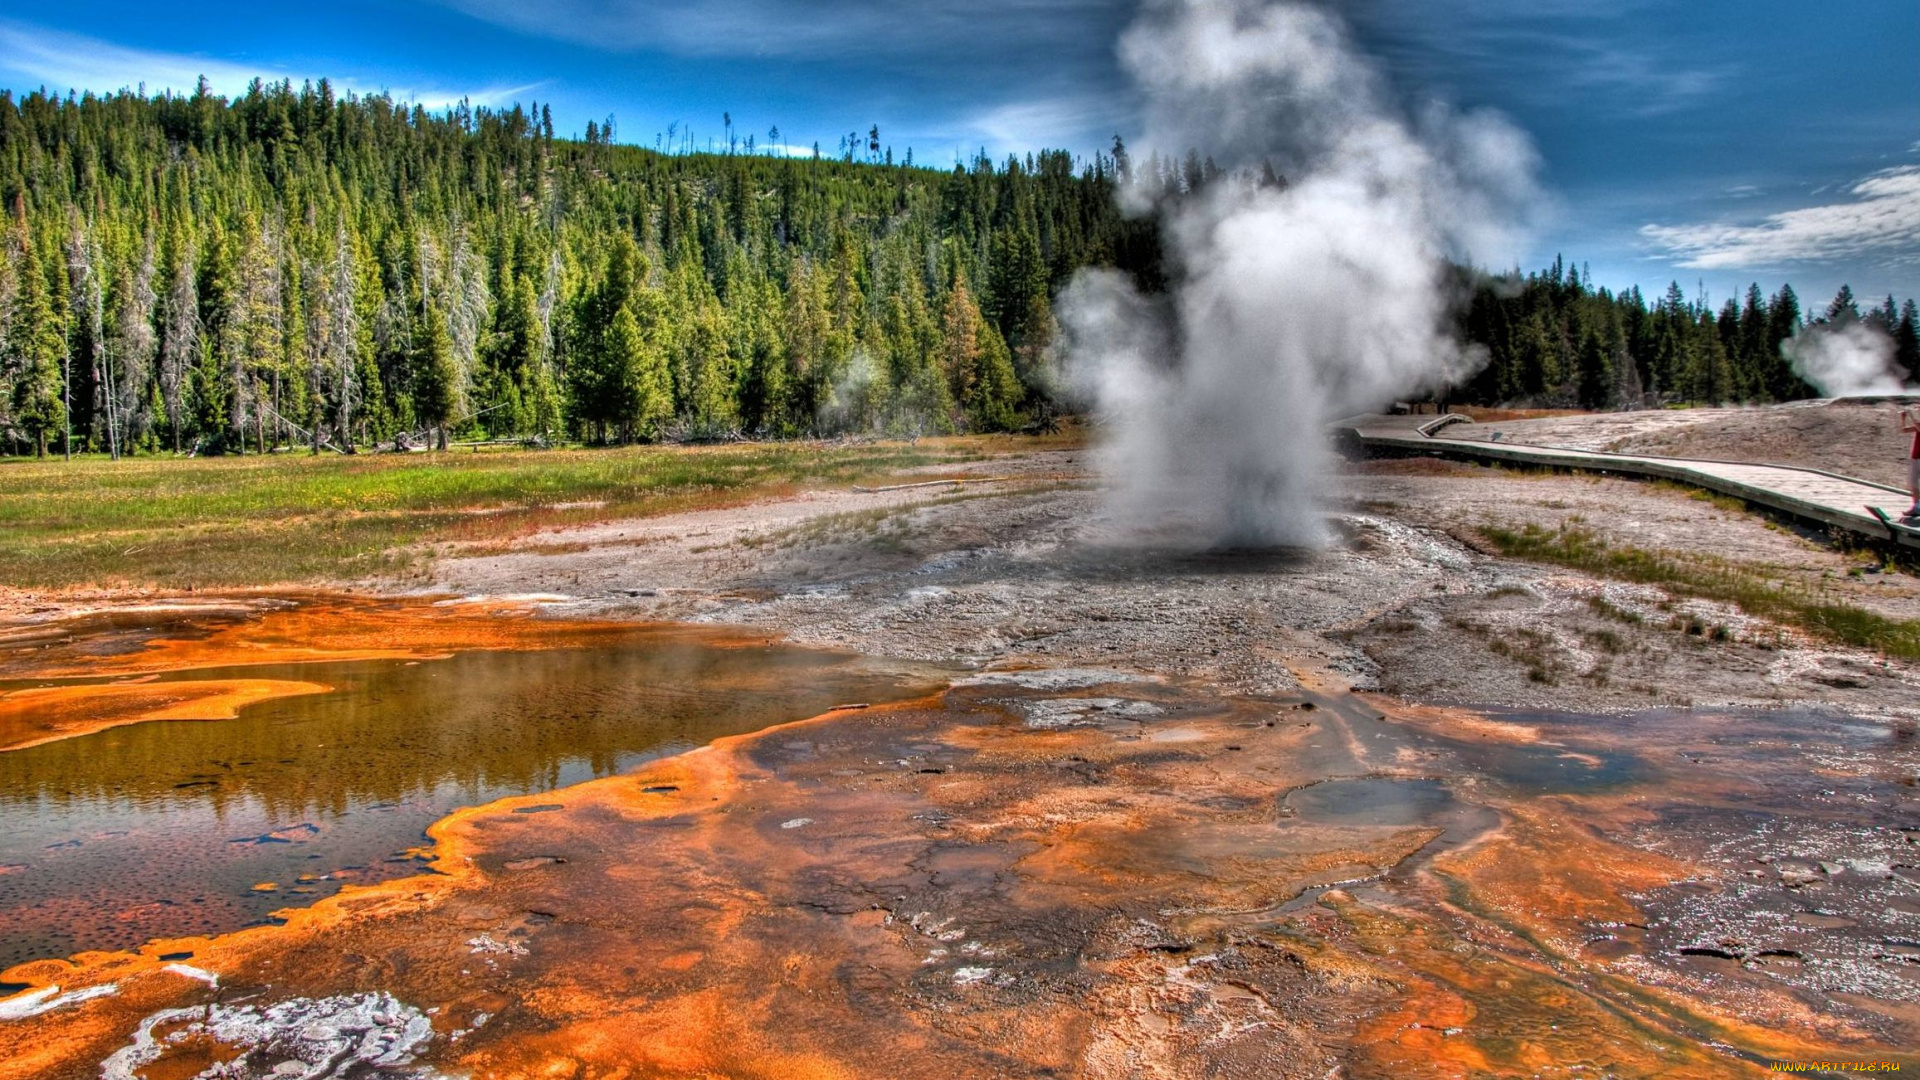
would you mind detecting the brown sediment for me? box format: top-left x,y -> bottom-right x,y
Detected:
4,669 -> 1914,1079
0,679 -> 332,753
0,592 -> 766,681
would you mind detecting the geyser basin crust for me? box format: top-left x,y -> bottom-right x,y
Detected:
2,670 -> 1913,1078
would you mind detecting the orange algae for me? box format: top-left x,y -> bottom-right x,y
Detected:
0,593 -> 762,682
0,644 -> 1915,1077
0,679 -> 332,753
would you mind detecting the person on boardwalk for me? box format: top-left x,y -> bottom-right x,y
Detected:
1903,403 -> 1920,522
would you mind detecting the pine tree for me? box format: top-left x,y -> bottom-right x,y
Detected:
682,304 -> 736,436
966,322 -> 1023,433
1895,299 -> 1920,383
1737,284 -> 1769,400
1575,328 -> 1611,409
938,275 -> 983,429
65,217 -> 105,456
1766,284 -> 1805,400
7,224 -> 67,457
986,227 -> 1047,347
1826,284 -> 1859,325
412,306 -> 459,450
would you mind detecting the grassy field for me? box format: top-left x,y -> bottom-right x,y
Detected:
1481,520 -> 1920,661
0,439 -> 1042,590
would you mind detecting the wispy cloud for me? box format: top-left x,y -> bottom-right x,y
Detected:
1640,166 -> 1920,270
960,94 -> 1119,157
437,0 -> 1121,65
0,20 -> 542,109
0,20 -> 271,97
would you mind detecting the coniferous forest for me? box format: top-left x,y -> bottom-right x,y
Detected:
0,80 -> 1915,458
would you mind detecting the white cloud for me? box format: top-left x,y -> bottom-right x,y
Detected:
1640,166 -> 1920,271
960,95 -> 1116,157
0,20 -> 541,110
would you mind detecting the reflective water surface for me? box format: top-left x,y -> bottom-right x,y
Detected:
0,616 -> 936,967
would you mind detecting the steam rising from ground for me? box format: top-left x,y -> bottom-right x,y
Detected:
1782,322 -> 1914,398
1062,0 -> 1541,547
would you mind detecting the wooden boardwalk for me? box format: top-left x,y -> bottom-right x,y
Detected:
1338,413 -> 1920,551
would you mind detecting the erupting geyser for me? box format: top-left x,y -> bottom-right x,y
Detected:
1063,0 -> 1543,547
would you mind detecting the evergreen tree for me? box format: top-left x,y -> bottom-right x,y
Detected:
1766,284 -> 1805,401
1737,284 -> 1770,400
1574,328 -> 1611,409
1826,284 -> 1859,324
938,274 -> 984,429
1895,299 -> 1920,383
966,321 -> 1023,432
6,223 -> 66,456
412,306 -> 459,450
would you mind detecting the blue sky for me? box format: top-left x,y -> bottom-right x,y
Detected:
2,0 -> 1914,309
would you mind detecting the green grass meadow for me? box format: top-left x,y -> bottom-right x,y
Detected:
0,442 -> 986,589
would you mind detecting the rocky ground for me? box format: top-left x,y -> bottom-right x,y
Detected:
426,437 -> 1920,720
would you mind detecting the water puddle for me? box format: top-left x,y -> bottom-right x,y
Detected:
0,607 -> 937,968
1283,777 -> 1452,826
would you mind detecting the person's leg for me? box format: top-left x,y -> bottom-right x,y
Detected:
1909,455 -> 1919,516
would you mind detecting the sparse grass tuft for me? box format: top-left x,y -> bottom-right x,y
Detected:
1481,521 -> 1920,661
1584,595 -> 1644,625
1488,626 -> 1560,684
1651,480 -> 1748,516
1584,628 -> 1626,654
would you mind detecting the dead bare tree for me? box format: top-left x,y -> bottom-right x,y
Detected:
64,213 -> 104,460
106,231 -> 159,456
221,218 -> 285,453
158,233 -> 199,453
308,219 -> 362,452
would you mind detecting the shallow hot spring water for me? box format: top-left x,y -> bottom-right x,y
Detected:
0,611 -> 937,968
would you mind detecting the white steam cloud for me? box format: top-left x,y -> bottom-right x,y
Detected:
1061,0 -> 1542,547
1782,321 -> 1914,398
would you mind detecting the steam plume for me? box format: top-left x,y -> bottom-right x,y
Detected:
1782,321 -> 1914,398
1062,0 -> 1541,547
